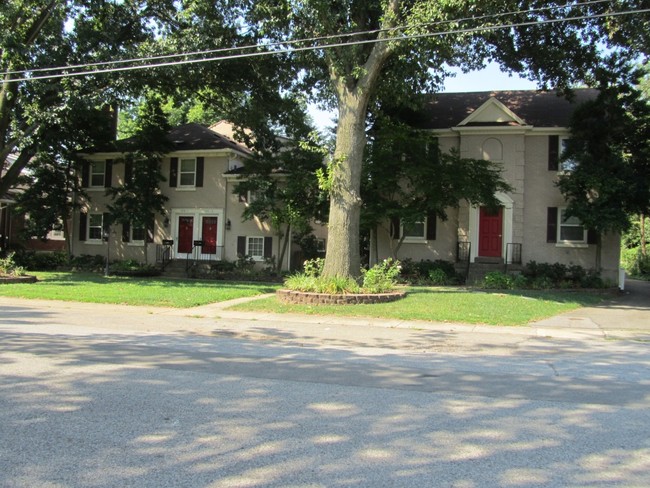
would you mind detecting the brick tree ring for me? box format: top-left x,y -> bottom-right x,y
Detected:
276,289 -> 406,305
0,275 -> 37,284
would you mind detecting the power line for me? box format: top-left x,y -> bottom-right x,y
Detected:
4,6 -> 647,83
1,0 -> 614,77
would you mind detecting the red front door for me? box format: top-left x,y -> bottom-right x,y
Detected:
479,207 -> 503,257
178,216 -> 194,253
201,217 -> 218,254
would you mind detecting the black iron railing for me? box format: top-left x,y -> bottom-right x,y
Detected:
185,240 -> 224,274
156,239 -> 174,271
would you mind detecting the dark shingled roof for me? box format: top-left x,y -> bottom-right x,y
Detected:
397,89 -> 599,129
83,123 -> 252,155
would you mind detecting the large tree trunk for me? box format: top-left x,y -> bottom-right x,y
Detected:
321,91 -> 367,278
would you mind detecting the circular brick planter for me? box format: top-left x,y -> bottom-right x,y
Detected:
277,289 -> 406,305
0,275 -> 37,284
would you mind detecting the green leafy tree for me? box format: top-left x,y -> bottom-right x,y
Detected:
362,115 -> 512,261
233,130 -> 329,271
557,66 -> 650,269
0,1 -> 176,197
107,96 -> 171,264
239,0 -> 649,279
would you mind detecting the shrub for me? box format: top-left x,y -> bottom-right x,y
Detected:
284,273 -> 360,294
428,268 -> 448,286
480,271 -> 514,289
0,252 -> 26,276
110,260 -> 161,277
361,258 -> 401,293
303,257 -> 325,277
622,248 -> 650,278
70,254 -> 105,271
399,258 -> 460,285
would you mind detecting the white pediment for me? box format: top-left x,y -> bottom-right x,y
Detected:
457,97 -> 526,126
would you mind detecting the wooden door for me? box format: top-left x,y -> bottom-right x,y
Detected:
201,217 -> 218,254
177,216 -> 194,253
478,207 -> 503,257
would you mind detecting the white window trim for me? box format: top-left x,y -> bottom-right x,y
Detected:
87,213 -> 105,244
401,218 -> 428,243
89,161 -> 106,189
556,208 -> 588,248
178,158 -> 197,188
246,235 -> 265,261
127,224 -> 146,246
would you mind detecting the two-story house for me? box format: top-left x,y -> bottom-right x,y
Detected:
374,89 -> 620,281
72,89 -> 621,282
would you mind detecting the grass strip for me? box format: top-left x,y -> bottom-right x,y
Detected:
230,286 -> 606,326
0,272 -> 278,308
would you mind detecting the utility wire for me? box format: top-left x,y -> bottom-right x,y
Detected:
2,0 -> 615,77
4,7 -> 647,83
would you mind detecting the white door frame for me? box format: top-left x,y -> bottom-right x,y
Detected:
171,208 -> 224,259
468,192 -> 514,262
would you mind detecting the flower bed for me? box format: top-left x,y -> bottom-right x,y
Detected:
277,288 -> 406,305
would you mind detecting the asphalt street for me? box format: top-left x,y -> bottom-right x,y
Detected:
0,282 -> 649,487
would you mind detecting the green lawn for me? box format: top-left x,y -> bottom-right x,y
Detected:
0,272 -> 278,308
230,286 -> 607,326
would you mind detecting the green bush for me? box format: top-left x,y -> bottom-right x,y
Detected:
70,254 -> 105,271
361,258 -> 401,293
481,271 -> 515,289
427,268 -> 448,286
284,273 -> 360,294
622,248 -> 650,278
110,260 -> 161,277
399,258 -> 460,285
0,252 -> 26,276
303,258 -> 325,277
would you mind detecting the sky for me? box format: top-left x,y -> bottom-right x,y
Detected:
309,62 -> 538,133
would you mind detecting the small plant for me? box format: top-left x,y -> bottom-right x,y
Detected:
303,257 -> 325,277
361,258 -> 401,293
0,253 -> 26,276
283,273 -> 360,294
110,259 -> 161,277
481,271 -> 514,289
427,268 -> 448,286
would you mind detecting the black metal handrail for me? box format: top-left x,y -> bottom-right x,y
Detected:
505,243 -> 522,274
156,239 -> 174,270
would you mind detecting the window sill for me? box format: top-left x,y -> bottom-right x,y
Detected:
401,238 -> 428,244
555,242 -> 588,249
85,240 -> 105,245
86,187 -> 107,192
127,242 -> 145,246
175,187 -> 197,192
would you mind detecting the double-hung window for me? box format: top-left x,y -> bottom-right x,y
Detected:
88,213 -> 104,241
179,158 -> 197,187
130,225 -> 146,243
401,218 -> 427,241
246,236 -> 265,260
559,137 -> 577,173
558,208 -> 587,244
90,161 -> 106,187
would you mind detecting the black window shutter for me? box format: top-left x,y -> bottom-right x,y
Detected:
122,222 -> 130,242
264,237 -> 273,259
146,218 -> 154,243
81,161 -> 90,188
587,229 -> 598,245
169,158 -> 178,187
196,157 -> 204,187
426,213 -> 437,240
547,207 -> 558,243
124,161 -> 133,184
548,135 -> 559,171
390,216 -> 400,239
104,160 -> 113,188
79,211 -> 87,241
237,236 -> 246,256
